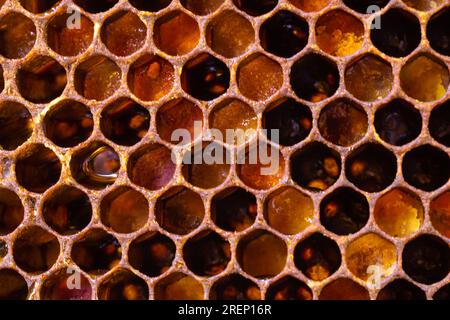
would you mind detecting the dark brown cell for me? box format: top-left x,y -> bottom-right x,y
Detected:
402,144 -> 450,191
42,185 -> 92,235
377,279 -> 426,300
345,143 -> 397,193
13,226 -> 60,273
433,283 -> 450,300
319,278 -> 369,300
211,187 -> 257,232
19,0 -> 60,13
0,188 -> 24,236
181,0 -> 223,15
44,100 -> 93,148
210,274 -> 260,300
291,142 -> 341,192
15,144 -> 61,193
374,99 -> 422,146
427,8 -> 450,56
100,98 -> 150,146
266,276 -> 313,300
40,268 -> 92,300
429,100 -> 450,147
0,102 -> 33,151
71,229 -> 121,275
294,233 -> 341,281
0,269 -> 28,300
343,0 -> 390,13
73,0 -> 118,13
181,53 -> 230,101
402,234 -> 449,284
154,272 -> 204,300
98,269 -> 148,300
233,0 -> 278,16
128,232 -> 176,277
183,230 -> 230,276
129,0 -> 171,12
0,12 -> 36,59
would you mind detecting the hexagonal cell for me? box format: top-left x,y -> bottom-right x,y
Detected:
289,0 -> 330,12
318,99 -> 367,147
71,229 -> 121,275
42,185 -> 92,235
128,54 -> 174,102
181,53 -> 230,101
101,11 -> 146,57
43,100 -> 93,148
98,268 -> 148,300
430,191 -> 450,238
210,274 -> 260,300
0,269 -> 28,300
263,98 -> 312,146
429,100 -> 450,147
402,144 -> 450,191
128,232 -> 175,277
15,144 -> 61,193
427,8 -> 450,56
74,55 -> 121,101
237,230 -> 287,279
17,55 -> 66,104
209,99 -> 257,145
290,53 -> 339,102
47,11 -> 94,57
128,143 -> 175,191
266,276 -> 312,300
377,279 -> 426,300
0,102 -> 33,151
40,267 -> 92,300
319,278 -> 369,300
291,142 -> 341,192
183,230 -> 230,277
207,10 -> 254,58
403,0 -> 444,11
154,11 -> 200,56
343,0 -> 390,13
400,54 -> 449,102
237,53 -> 283,101
345,54 -> 393,102
320,187 -> 369,236
19,0 -> 60,13
433,283 -> 450,300
260,10 -> 308,58
374,99 -> 422,146
100,98 -> 150,146
211,187 -> 257,232
156,98 -> 203,145
237,142 -> 285,190
70,142 -> 120,190
0,12 -> 36,59
182,142 -> 231,189
0,188 -> 24,236
316,10 -> 364,57
129,0 -> 171,12
370,9 -> 421,58
345,143 -> 397,193
73,0 -> 118,13
345,233 -> 397,281
181,0 -> 223,15
264,187 -> 313,235
13,226 -> 60,273
402,234 -> 449,284
100,187 -> 148,234
293,232 -> 341,281
374,188 -> 424,238
154,272 -> 204,300
233,0 -> 278,16
155,186 -> 205,235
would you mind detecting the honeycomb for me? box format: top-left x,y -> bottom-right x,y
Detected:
0,0 -> 449,301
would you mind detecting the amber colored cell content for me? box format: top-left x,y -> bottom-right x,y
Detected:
319,278 -> 369,300
154,273 -> 204,300
210,274 -> 260,300
0,102 -> 33,151
430,191 -> 450,238
266,276 -> 312,300
181,0 -> 223,15
403,0 -> 444,11
0,188 -> 24,236
40,268 -> 92,300
98,269 -> 148,300
289,0 -> 330,12
0,12 -> 36,59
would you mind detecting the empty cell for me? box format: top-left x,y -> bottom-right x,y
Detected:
429,100 -> 450,147
0,269 -> 28,300
129,0 -> 171,12
266,276 -> 312,300
237,230 -> 286,278
154,273 -> 204,300
128,54 -> 174,101
316,10 -> 364,57
155,186 -> 205,235
42,185 -> 92,235
233,0 -> 278,16
40,267 -> 92,300
377,279 -> 426,300
427,8 -> 450,56
0,101 -> 33,151
0,188 -> 24,236
289,0 -> 330,12
74,55 -> 121,101
128,232 -> 175,277
154,11 -> 200,56
73,0 -> 118,13
100,187 -> 148,234
20,0 -> 60,13
181,0 -> 223,15
343,0 -> 390,14
101,11 -> 146,57
430,191 -> 450,238
98,269 -> 148,300
207,10 -> 254,58
319,278 -> 369,300
237,53 -> 283,101
210,274 -> 260,300
0,12 -> 36,59
44,100 -> 93,148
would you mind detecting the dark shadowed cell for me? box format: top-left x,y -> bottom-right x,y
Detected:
427,8 -> 450,56
377,279 -> 426,300
233,0 -> 278,16
429,100 -> 450,147
210,274 -> 260,300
